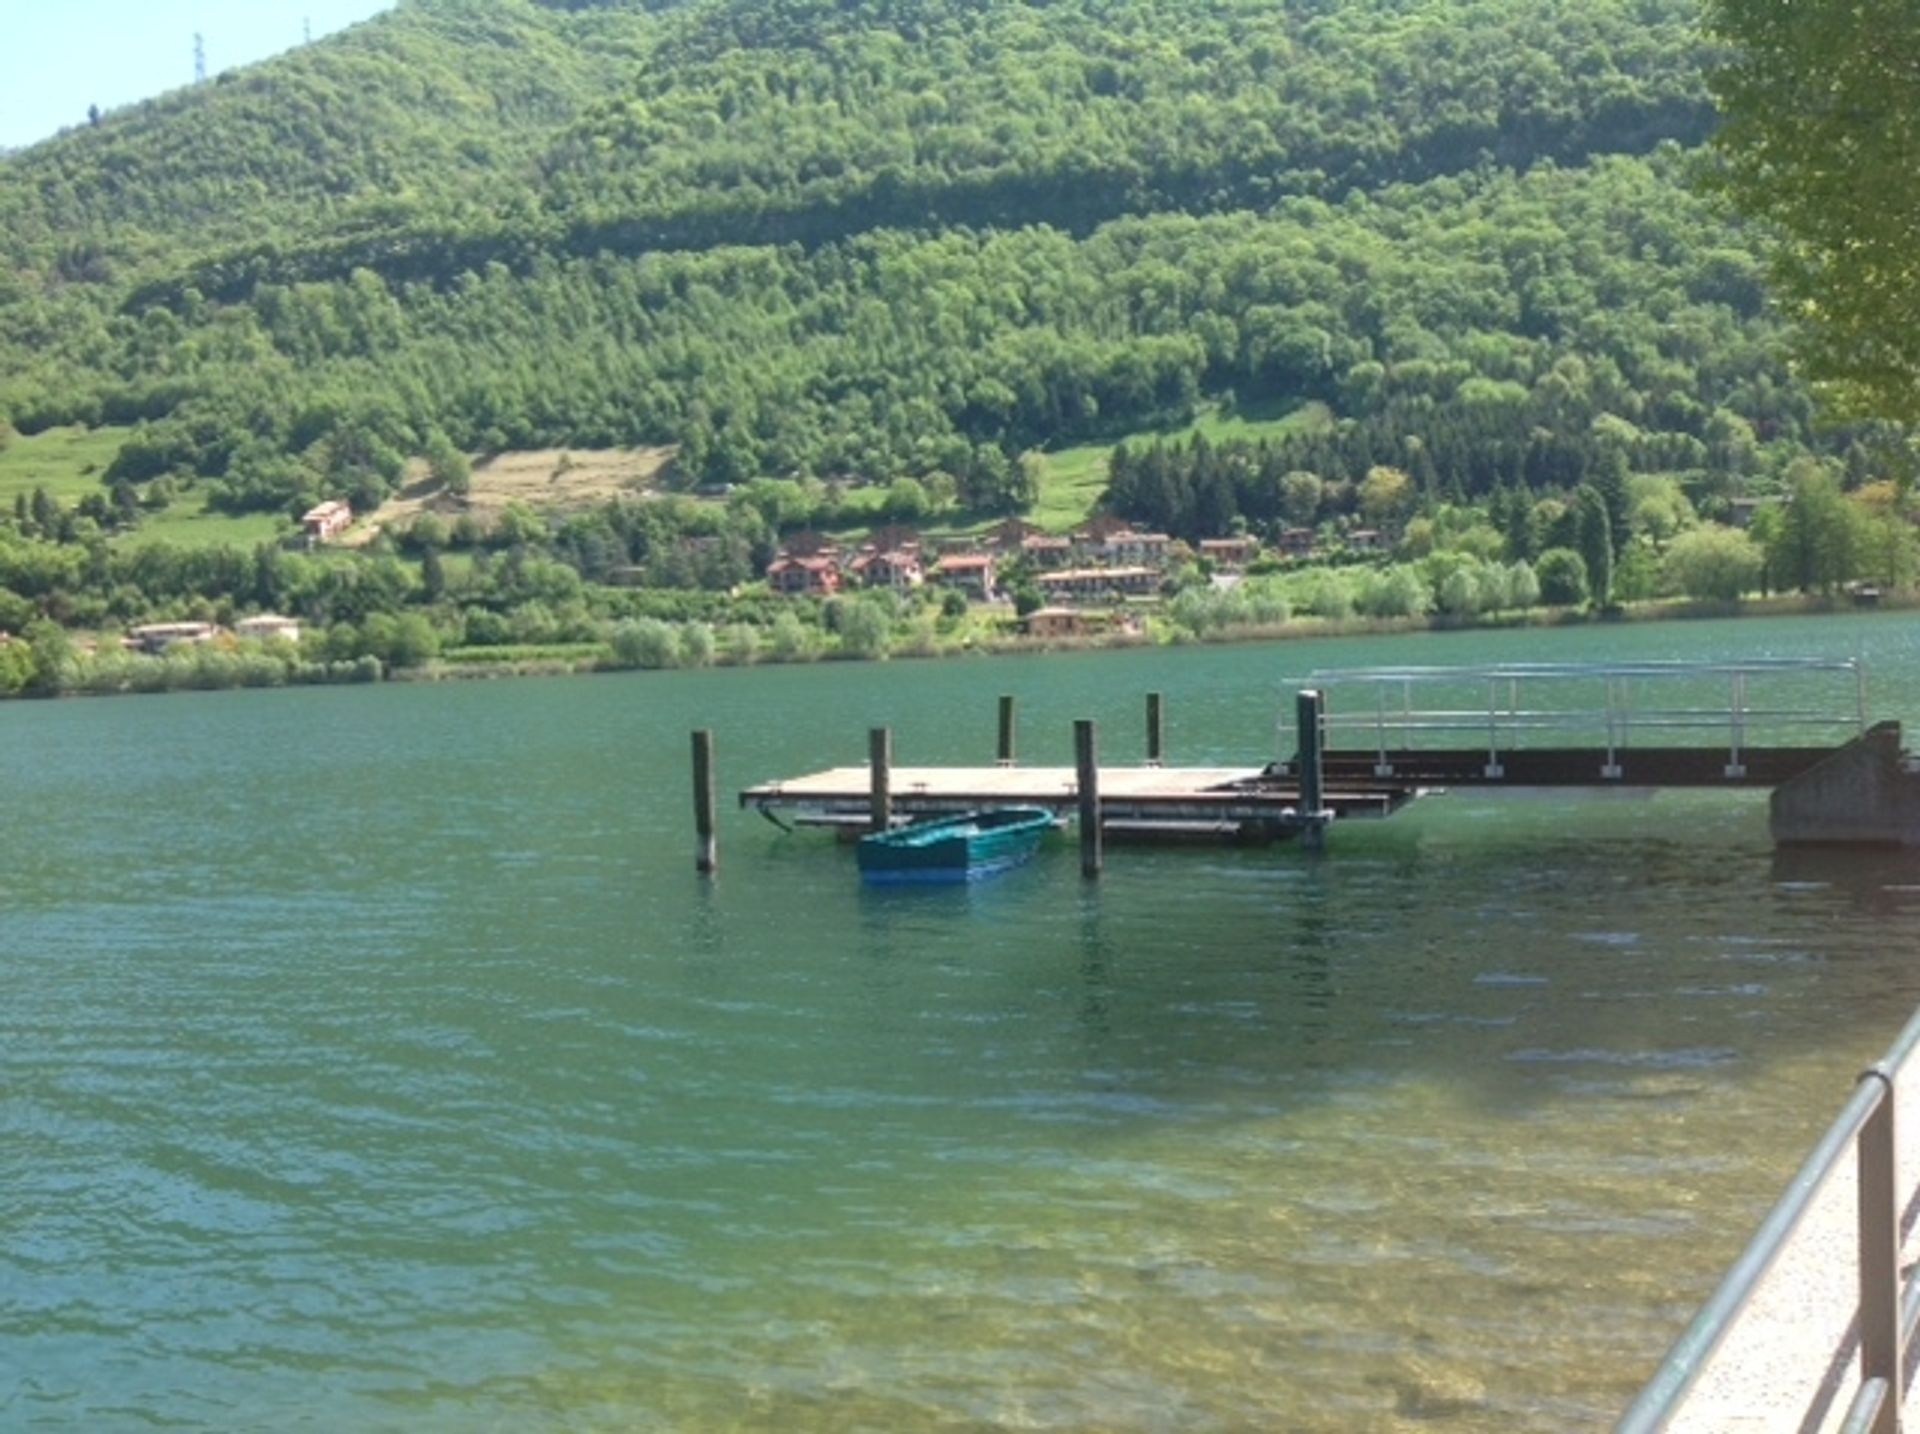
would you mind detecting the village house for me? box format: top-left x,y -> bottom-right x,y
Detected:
1198,537 -> 1259,571
1276,527 -> 1317,560
301,500 -> 352,546
1345,528 -> 1386,554
850,548 -> 925,592
929,552 -> 997,600
1020,606 -> 1143,640
234,614 -> 302,644
127,621 -> 219,654
1097,527 -> 1174,567
1019,534 -> 1074,569
766,554 -> 843,596
1034,566 -> 1161,603
1021,606 -> 1087,640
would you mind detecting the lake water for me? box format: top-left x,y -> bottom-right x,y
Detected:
8,612 -> 1920,1431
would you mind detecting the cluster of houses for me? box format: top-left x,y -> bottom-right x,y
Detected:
760,517 -> 1375,640
764,518 -> 1184,604
0,620 -> 304,655
761,517 -> 1367,614
124,616 -> 302,653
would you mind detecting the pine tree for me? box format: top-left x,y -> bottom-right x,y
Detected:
1575,484 -> 1614,607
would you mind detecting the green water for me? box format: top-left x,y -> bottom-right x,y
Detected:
8,612 -> 1920,1431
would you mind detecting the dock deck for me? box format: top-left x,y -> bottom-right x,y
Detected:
740,763 -> 1416,838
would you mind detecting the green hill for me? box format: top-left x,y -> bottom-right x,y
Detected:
0,0 -> 1869,531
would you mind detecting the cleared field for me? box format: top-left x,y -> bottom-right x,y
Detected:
1178,397 -> 1334,446
1027,441 -> 1112,531
0,425 -> 128,506
350,446 -> 675,544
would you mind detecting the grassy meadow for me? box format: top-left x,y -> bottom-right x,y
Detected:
1027,400 -> 1333,532
1,425 -> 294,549
0,425 -> 126,507
133,493 -> 290,549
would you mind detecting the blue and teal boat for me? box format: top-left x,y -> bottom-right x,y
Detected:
856,807 -> 1056,884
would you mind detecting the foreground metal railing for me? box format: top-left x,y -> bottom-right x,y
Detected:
1277,659 -> 1866,778
1617,1002 -> 1920,1433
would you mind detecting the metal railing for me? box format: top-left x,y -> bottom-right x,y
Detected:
1617,1001 -> 1920,1433
1276,659 -> 1867,779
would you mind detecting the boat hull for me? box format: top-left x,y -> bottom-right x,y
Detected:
857,807 -> 1054,884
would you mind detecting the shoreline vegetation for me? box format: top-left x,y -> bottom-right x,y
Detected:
10,589 -> 1902,702
4,427 -> 1912,703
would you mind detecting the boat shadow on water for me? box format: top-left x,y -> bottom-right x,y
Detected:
1770,842 -> 1920,916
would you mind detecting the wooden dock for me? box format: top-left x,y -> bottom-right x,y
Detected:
739,740 -> 1877,845
740,762 -> 1415,841
716,663 -> 1907,859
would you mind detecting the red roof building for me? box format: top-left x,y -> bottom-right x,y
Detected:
301,500 -> 352,545
930,552 -> 998,599
850,549 -> 924,591
767,554 -> 843,596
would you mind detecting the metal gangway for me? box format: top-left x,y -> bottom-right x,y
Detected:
1277,659 -> 1868,783
1619,1003 -> 1920,1433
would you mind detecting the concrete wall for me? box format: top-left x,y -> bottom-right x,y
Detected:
1770,722 -> 1920,845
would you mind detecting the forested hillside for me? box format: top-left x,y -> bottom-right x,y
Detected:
1,0 -> 1843,531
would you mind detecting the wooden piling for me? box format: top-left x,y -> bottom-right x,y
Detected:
869,726 -> 893,833
1296,688 -> 1326,851
997,694 -> 1016,766
691,728 -> 718,874
1146,691 -> 1164,766
1075,718 -> 1102,878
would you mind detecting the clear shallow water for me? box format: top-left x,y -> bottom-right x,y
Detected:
7,612 -> 1920,1431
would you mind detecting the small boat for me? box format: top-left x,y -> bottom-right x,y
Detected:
857,807 -> 1056,884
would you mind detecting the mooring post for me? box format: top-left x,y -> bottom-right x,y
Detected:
1075,718 -> 1102,878
1296,688 -> 1327,852
691,728 -> 718,874
1146,691 -> 1164,767
997,694 -> 1016,766
869,726 -> 893,833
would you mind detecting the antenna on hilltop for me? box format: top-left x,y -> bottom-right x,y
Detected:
194,32 -> 207,83
304,17 -> 313,45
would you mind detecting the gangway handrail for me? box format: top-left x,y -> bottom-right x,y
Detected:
1278,659 -> 1868,777
1305,659 -> 1864,682
1617,1001 -> 1920,1431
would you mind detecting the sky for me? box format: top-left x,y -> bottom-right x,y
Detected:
0,0 -> 396,151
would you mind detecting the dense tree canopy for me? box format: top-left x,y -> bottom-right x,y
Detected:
0,0 -> 1808,516
1705,0 -> 1920,424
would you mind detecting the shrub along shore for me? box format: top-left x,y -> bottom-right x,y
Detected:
5,587 -> 1900,703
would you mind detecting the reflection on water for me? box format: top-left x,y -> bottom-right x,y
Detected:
7,614 -> 1920,1430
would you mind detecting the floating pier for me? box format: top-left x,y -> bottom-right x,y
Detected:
740,758 -> 1402,841
731,659 -> 1915,857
